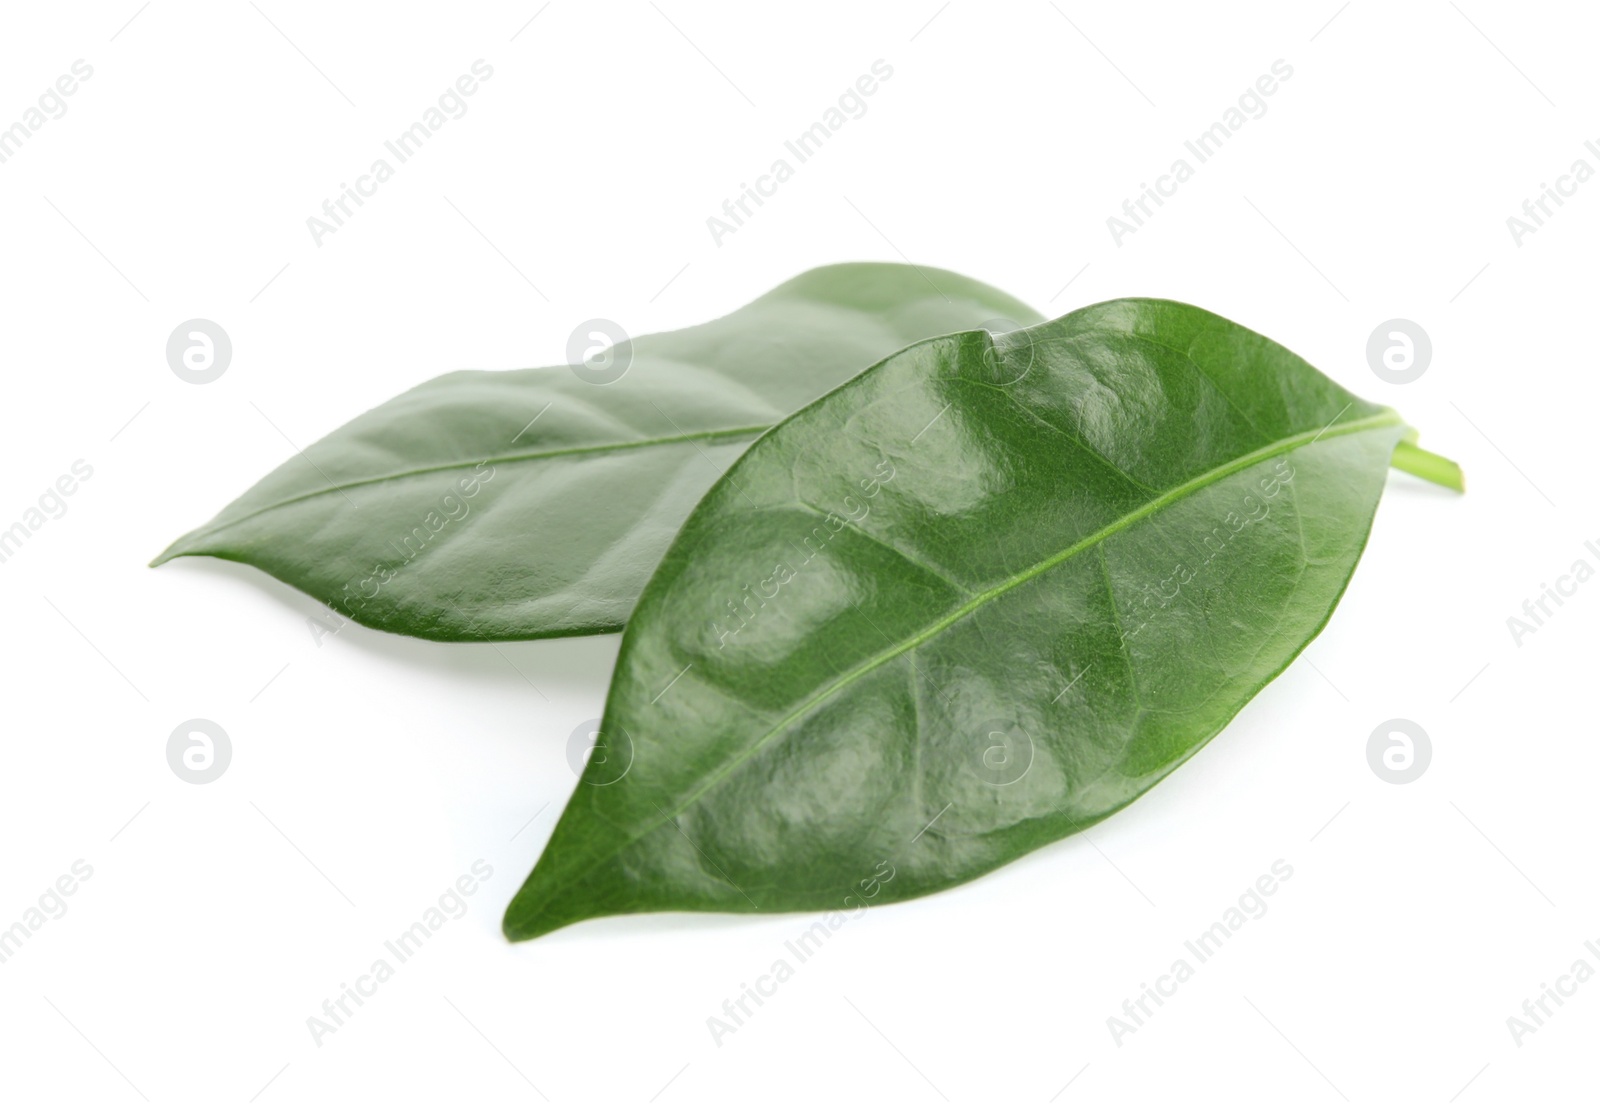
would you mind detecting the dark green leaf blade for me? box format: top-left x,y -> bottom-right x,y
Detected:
151,263 -> 1041,640
505,298 -> 1450,940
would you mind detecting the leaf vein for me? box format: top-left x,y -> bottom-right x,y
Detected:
616,411 -> 1403,863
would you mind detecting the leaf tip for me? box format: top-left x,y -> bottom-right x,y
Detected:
501,895 -> 571,944
148,537 -> 193,568
502,851 -> 628,943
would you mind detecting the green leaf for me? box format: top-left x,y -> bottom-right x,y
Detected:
151,263 -> 1041,640
504,298 -> 1462,940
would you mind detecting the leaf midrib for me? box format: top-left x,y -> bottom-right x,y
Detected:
530,408 -> 1403,916
170,424 -> 772,548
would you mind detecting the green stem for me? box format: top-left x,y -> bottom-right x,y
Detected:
1391,440 -> 1465,492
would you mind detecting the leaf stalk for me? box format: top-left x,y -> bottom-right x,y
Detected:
1391,440 -> 1465,491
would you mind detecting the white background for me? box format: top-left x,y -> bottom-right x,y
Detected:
1,1 -> 1595,1102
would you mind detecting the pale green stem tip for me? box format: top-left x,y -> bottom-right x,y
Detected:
1391,439 -> 1465,492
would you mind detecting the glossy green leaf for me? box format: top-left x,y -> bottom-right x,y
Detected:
505,298 -> 1462,940
151,263 -> 1041,640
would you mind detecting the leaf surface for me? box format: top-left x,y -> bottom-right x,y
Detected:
505,298 -> 1451,940
152,263 -> 1040,640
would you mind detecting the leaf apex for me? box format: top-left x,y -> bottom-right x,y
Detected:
149,532 -> 201,567
502,892 -> 581,944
